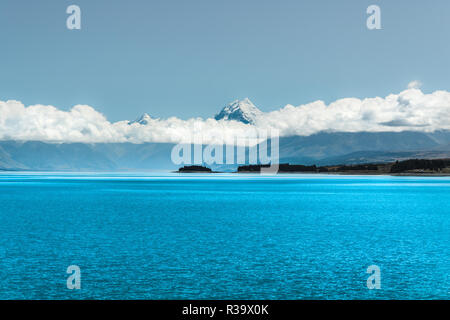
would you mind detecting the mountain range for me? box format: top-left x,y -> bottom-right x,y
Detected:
1,99 -> 450,171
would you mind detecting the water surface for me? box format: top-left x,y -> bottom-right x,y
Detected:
0,172 -> 448,299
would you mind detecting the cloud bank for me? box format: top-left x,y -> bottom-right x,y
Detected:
1,88 -> 450,144
407,80 -> 422,89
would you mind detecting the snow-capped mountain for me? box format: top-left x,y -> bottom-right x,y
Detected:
129,113 -> 152,125
214,98 -> 262,124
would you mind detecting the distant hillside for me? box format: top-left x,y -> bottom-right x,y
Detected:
0,141 -> 176,171
276,131 -> 450,160
1,130 -> 450,171
314,150 -> 450,166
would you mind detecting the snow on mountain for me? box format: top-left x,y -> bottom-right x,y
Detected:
214,98 -> 262,124
129,113 -> 152,125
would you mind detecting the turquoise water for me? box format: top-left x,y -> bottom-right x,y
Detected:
0,172 -> 449,300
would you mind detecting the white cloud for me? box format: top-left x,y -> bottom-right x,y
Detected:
256,89 -> 450,137
1,88 -> 450,144
407,80 -> 422,89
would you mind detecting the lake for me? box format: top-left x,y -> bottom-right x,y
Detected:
0,172 -> 448,299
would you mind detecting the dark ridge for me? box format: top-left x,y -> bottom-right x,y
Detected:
334,164 -> 379,171
236,159 -> 450,174
178,165 -> 212,173
390,159 -> 450,173
238,164 -> 317,173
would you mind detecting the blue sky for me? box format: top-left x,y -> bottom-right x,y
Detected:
0,0 -> 449,121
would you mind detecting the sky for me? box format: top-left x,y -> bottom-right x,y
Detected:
0,0 -> 449,122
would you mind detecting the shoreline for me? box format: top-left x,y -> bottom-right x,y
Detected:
235,171 -> 450,177
178,159 -> 450,176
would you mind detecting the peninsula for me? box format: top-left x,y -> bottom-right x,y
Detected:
236,159 -> 450,175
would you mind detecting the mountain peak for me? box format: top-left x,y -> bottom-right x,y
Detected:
129,113 -> 152,125
214,98 -> 262,124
